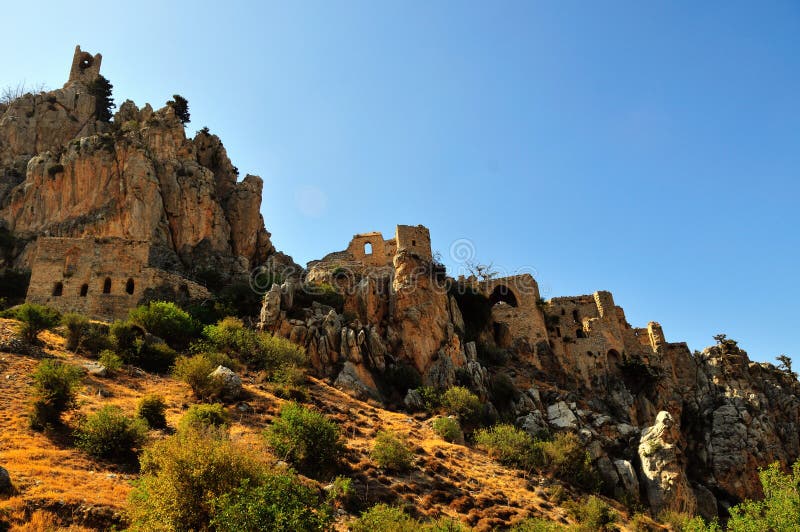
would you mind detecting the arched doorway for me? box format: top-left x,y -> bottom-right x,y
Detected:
488,284 -> 518,307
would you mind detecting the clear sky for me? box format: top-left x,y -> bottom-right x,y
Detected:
3,1 -> 799,364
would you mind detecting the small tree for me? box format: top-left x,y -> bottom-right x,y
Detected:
29,359 -> 82,429
264,403 -> 342,477
87,75 -> 115,122
168,94 -> 190,124
776,355 -> 797,379
370,430 -> 413,471
75,406 -> 148,462
16,303 -> 60,344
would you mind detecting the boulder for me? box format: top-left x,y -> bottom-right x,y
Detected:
0,466 -> 11,494
547,401 -> 578,429
614,459 -> 640,500
638,411 -> 696,515
334,362 -> 380,401
404,389 -> 425,412
209,366 -> 242,401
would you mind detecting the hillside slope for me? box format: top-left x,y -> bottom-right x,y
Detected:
0,318 -> 659,531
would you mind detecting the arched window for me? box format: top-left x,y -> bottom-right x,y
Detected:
52,282 -> 63,296
102,277 -> 112,294
364,242 -> 372,255
412,240 -> 417,246
488,284 -> 518,308
79,284 -> 89,297
125,278 -> 135,295
572,309 -> 579,322
576,328 -> 586,339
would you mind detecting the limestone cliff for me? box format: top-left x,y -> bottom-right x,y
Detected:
0,46 -> 284,279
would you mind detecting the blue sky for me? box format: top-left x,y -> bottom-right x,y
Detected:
3,1 -> 799,363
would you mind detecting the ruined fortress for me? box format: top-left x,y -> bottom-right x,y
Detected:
2,47 -> 799,523
0,46 -> 286,319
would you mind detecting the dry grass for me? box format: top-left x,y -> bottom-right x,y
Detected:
0,317 -> 647,530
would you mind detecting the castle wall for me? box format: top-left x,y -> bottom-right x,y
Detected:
26,237 -> 209,321
479,274 -> 548,350
395,225 -> 432,260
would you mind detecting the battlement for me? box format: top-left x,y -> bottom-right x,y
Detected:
67,45 -> 102,85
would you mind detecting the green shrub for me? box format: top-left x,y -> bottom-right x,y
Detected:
75,405 -> 148,461
416,386 -> 442,411
565,495 -> 616,531
723,460 -> 800,532
137,395 -> 167,429
265,403 -> 342,476
167,94 -> 190,124
98,350 -> 123,374
350,504 -> 467,532
538,433 -> 601,492
28,359 -> 82,429
441,386 -> 482,422
272,364 -> 309,401
174,354 -> 223,400
350,504 -> 417,532
15,303 -> 60,344
371,430 -> 413,471
128,426 -> 266,531
210,473 -> 335,532
197,317 -> 307,376
128,301 -> 199,350
474,424 -> 540,470
87,74 -> 115,122
178,403 -> 228,432
432,417 -> 462,443
510,518 -> 568,531
109,319 -> 177,372
62,312 -> 90,351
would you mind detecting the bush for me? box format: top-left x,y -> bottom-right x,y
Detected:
110,319 -> 178,373
565,495 -> 616,531
98,350 -> 123,374
441,386 -> 482,422
62,313 -> 89,351
723,460 -> 800,532
350,504 -> 417,532
128,426 -> 266,531
538,433 -> 601,492
29,359 -> 82,429
272,364 -> 309,401
432,417 -> 462,443
350,504 -> 467,532
167,94 -> 190,124
15,303 -> 60,344
371,430 -> 413,472
474,424 -> 540,470
137,395 -> 167,429
477,342 -> 509,366
416,386 -> 442,411
265,403 -> 342,476
197,317 -> 306,376
178,403 -> 228,432
75,405 -> 148,461
511,518 -> 568,531
87,75 -> 115,122
210,474 -> 335,532
174,354 -> 224,400
128,301 -> 199,350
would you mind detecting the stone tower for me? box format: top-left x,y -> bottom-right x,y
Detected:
67,45 -> 102,85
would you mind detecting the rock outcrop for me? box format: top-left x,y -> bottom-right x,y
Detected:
0,46 -> 285,282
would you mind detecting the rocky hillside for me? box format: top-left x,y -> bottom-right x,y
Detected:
0,318 -> 659,531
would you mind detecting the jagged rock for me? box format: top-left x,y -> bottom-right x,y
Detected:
258,284 -> 283,330
334,362 -> 380,401
365,327 -> 387,372
614,459 -> 640,500
693,484 -> 718,521
513,393 -> 536,417
0,466 -> 11,494
519,410 -> 548,439
404,389 -> 425,412
547,401 -> 578,429
638,411 -> 696,515
208,366 -> 242,401
84,362 -> 107,378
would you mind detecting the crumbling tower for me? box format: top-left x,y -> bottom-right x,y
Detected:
66,45 -> 102,85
